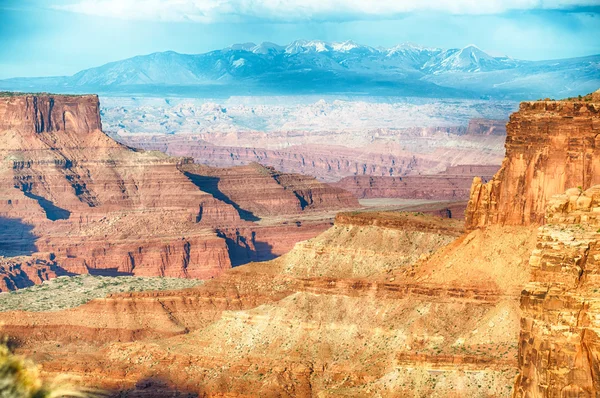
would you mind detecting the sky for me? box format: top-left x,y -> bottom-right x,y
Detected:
0,0 -> 599,79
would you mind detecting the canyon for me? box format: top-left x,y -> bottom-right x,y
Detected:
103,96 -> 509,183
0,90 -> 598,397
113,125 -> 506,183
0,93 -> 358,290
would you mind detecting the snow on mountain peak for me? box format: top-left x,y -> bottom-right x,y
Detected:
331,41 -> 360,52
229,43 -> 257,51
251,42 -> 285,55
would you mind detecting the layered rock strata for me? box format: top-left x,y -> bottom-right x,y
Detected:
466,98 -> 600,230
514,186 -> 600,397
0,255 -> 62,291
115,124 -> 505,182
0,94 -> 238,278
1,211 -> 538,397
0,94 -> 358,285
334,165 -> 498,200
181,162 -> 358,218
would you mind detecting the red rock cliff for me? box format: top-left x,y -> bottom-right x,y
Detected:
466,98 -> 600,230
514,186 -> 600,397
0,94 -> 238,279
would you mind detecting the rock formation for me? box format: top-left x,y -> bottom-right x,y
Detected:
0,255 -> 61,291
114,123 -> 506,182
466,98 -> 600,230
514,186 -> 600,397
462,92 -> 600,397
0,94 -> 239,279
0,94 -> 358,286
466,118 -> 507,136
334,165 -> 498,200
181,162 -> 358,218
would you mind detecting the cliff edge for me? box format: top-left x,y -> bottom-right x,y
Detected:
465,94 -> 600,230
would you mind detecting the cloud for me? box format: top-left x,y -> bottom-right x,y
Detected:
53,0 -> 600,23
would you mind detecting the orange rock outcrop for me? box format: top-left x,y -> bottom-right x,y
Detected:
466,98 -> 600,230
514,186 -> 600,397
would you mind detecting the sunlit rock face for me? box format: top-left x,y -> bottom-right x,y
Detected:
0,94 -> 358,286
514,186 -> 600,398
466,98 -> 600,230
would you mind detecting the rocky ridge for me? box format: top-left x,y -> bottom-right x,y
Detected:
334,165 -> 498,201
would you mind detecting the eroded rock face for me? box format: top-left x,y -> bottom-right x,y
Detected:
181,162 -> 358,218
466,118 -> 507,136
514,186 -> 600,398
1,211 -> 536,397
0,94 -> 238,278
0,256 -> 61,291
0,94 -> 361,286
334,165 -> 498,200
466,99 -> 600,230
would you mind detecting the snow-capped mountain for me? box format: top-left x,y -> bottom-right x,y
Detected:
422,45 -> 521,74
1,41 -> 598,100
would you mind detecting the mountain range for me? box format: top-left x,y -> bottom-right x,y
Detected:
2,40 -> 598,99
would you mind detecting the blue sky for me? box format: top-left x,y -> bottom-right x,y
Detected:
1,0 -> 599,79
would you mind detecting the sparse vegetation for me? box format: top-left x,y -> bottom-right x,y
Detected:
0,275 -> 204,312
0,342 -> 97,397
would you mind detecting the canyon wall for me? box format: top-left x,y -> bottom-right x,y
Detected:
466,98 -> 600,230
0,94 -> 238,279
115,124 -> 506,182
462,92 -> 600,397
514,186 -> 600,397
181,162 -> 358,218
334,165 -> 498,200
0,94 -> 357,288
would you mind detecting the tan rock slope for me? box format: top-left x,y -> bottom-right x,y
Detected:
4,212 -> 534,397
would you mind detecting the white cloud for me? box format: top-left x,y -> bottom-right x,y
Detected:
53,0 -> 600,23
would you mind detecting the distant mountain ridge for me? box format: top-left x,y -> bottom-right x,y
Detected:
1,40 -> 598,99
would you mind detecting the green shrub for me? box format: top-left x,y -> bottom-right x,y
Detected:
0,343 -> 98,397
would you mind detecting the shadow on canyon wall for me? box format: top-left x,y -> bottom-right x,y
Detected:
0,217 -> 38,256
217,229 -> 277,267
183,172 -> 260,222
23,191 -> 71,221
88,268 -> 134,277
